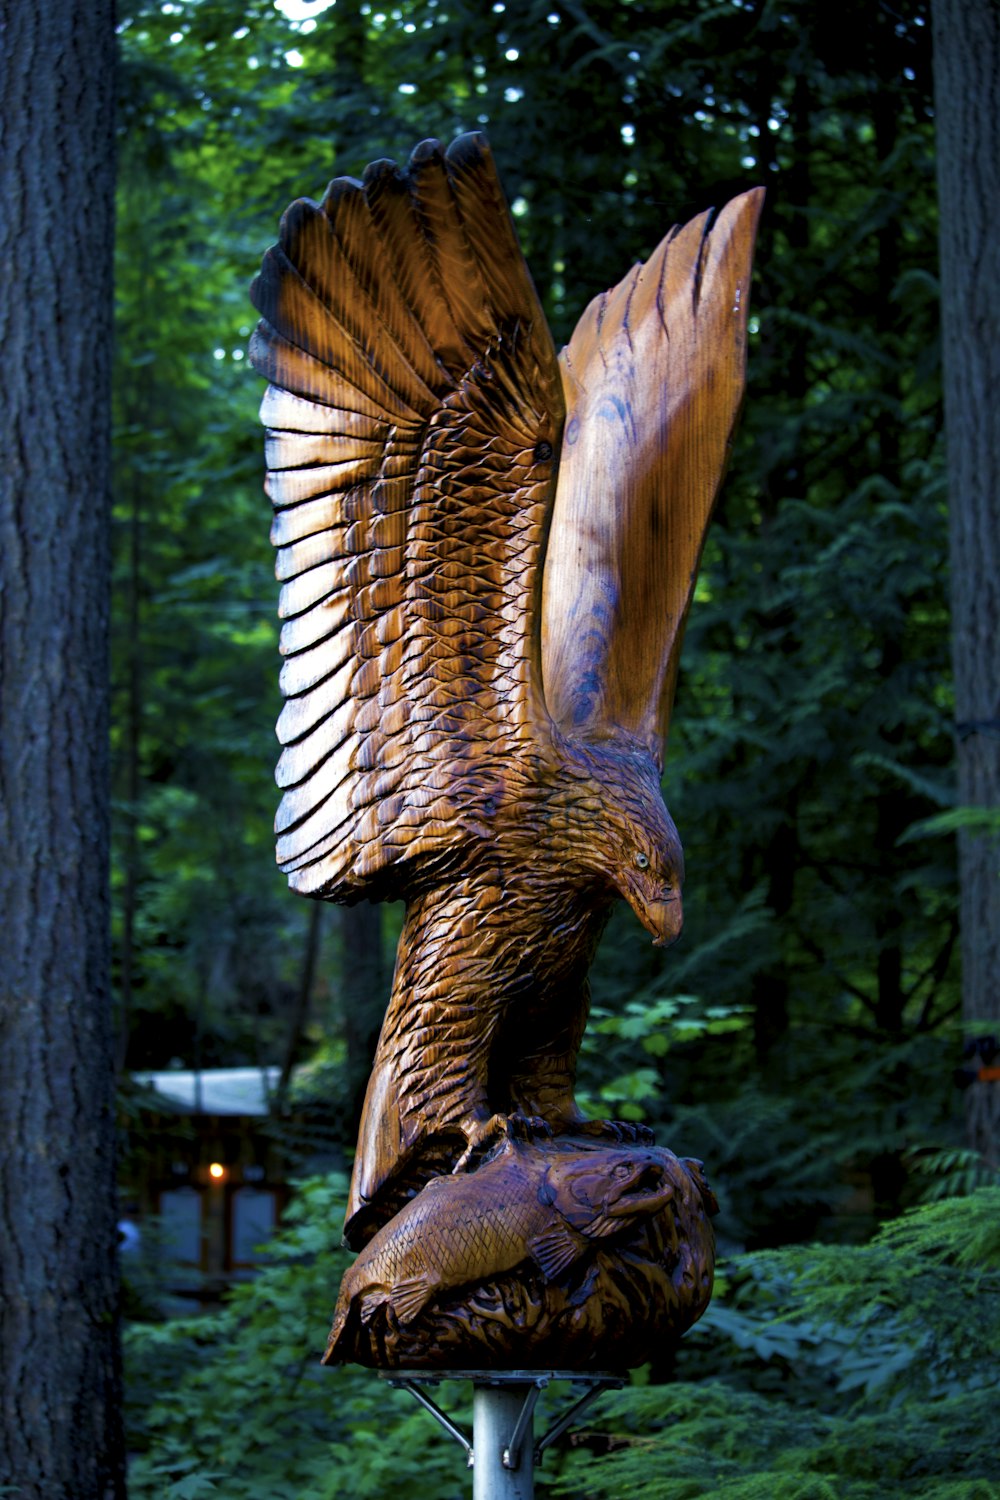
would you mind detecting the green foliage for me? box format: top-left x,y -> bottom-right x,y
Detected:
690,1188 -> 1000,1405
108,2 -> 988,1491
902,807 -> 1000,844
906,1145 -> 1000,1203
555,1385 -> 1000,1499
113,1 -> 301,1066
580,992 -> 751,1122
112,0 -> 960,1239
127,1183 -> 1000,1497
126,1177 -> 472,1498
551,1191 -> 1000,1498
112,0 -> 956,1035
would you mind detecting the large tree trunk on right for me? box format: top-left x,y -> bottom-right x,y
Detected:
0,5 -> 123,1495
933,0 -> 1000,1166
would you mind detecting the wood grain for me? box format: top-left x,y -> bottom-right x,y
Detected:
325,1136 -> 717,1370
250,134 -> 761,1364
542,190 -> 765,765
251,135 -> 561,903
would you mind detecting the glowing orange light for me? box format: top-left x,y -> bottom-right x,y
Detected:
208,1162 -> 225,1180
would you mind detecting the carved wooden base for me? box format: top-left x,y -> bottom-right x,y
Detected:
325,1134 -> 716,1371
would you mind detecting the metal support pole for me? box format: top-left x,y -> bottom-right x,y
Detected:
473,1382 -> 536,1500
378,1369 -> 624,1498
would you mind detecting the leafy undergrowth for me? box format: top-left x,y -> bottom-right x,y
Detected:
126,1183 -> 1000,1499
554,1385 -> 999,1500
126,1176 -> 471,1500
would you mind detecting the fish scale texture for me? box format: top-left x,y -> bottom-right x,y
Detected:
326,1139 -> 716,1369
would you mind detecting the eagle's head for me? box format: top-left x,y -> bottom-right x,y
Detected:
612,810 -> 685,949
556,736 -> 685,948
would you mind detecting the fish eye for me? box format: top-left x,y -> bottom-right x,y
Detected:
634,852 -> 649,870
612,1161 -> 633,1178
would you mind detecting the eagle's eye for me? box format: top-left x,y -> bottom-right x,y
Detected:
634,852 -> 649,870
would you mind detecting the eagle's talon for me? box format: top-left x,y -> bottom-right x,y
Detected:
453,1112 -> 509,1173
578,1118 -> 656,1147
506,1113 -> 552,1143
453,1111 -> 553,1172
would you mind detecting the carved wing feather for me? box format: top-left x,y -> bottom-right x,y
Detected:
541,188 -> 764,765
249,135 -> 563,899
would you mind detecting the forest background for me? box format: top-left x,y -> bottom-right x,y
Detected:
2,0 -> 999,1496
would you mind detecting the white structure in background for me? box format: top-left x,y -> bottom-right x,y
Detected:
134,1067 -> 285,1285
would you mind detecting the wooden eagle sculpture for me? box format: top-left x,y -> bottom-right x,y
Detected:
250,135 -> 762,1357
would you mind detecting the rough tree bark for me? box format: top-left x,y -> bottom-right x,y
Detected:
933,0 -> 1000,1167
0,5 -> 124,1495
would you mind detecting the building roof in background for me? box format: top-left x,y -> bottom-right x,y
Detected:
134,1068 -> 282,1117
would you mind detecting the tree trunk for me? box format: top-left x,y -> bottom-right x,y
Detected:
0,5 -> 123,1495
933,0 -> 1000,1167
339,904 -> 386,1133
275,903 -> 324,1111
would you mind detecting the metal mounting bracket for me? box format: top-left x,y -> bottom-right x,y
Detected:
379,1369 -> 624,1494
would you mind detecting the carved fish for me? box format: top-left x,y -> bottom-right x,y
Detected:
324,1141 -> 676,1361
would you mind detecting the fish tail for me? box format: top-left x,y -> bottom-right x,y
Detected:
322,1287 -> 352,1365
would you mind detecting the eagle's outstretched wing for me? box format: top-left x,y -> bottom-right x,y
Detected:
249,134 -> 563,900
541,189 -> 765,766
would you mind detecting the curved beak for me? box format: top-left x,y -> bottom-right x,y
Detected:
643,898 -> 683,948
625,887 -> 683,948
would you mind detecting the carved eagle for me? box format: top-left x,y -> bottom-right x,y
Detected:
250,134 -> 762,1249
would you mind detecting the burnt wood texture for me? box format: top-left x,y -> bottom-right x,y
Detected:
250,134 -> 761,1367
